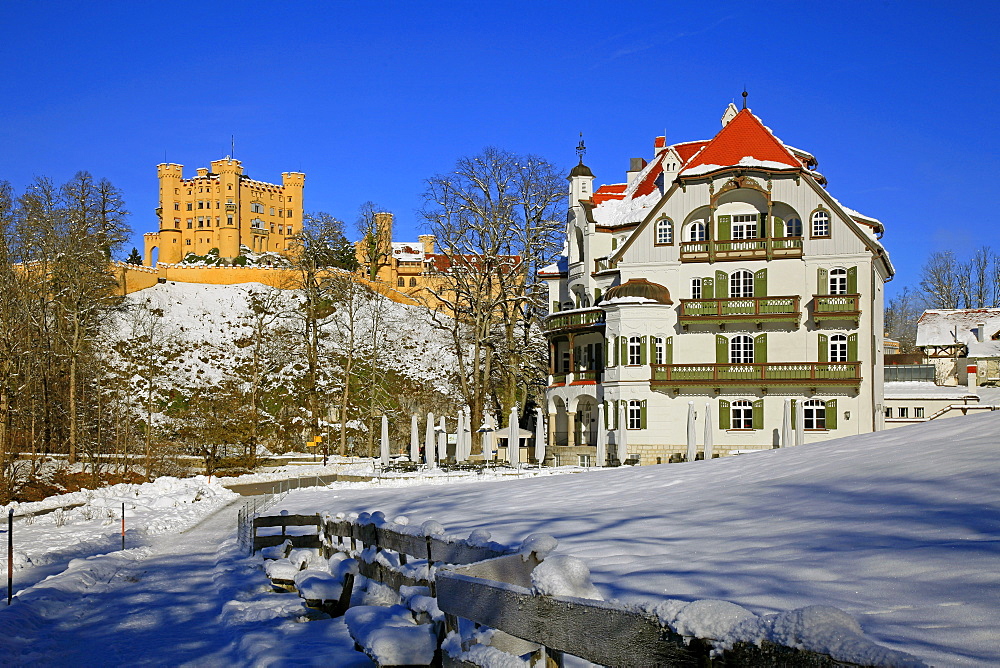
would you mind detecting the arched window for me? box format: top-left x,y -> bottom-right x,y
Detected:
730,335 -> 754,364
628,336 -> 642,365
730,270 -> 754,298
690,277 -> 702,299
829,334 -> 848,362
811,210 -> 830,237
804,399 -> 826,429
397,278 -> 405,287
731,400 -> 753,429
628,400 -> 642,429
785,217 -> 802,237
829,268 -> 848,295
409,277 -> 417,287
655,218 -> 672,245
685,221 -> 707,242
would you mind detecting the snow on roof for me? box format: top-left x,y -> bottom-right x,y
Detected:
680,109 -> 801,176
391,242 -> 426,262
538,255 -> 568,277
593,183 -> 627,205
916,309 -> 1000,349
882,381 -> 978,400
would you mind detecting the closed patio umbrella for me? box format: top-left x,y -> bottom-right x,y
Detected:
410,414 -> 419,462
380,414 -> 390,466
438,416 -> 447,463
704,402 -> 714,460
424,412 -> 435,467
508,406 -> 520,466
595,403 -> 606,467
795,399 -> 805,447
781,398 -> 792,448
686,401 -> 697,463
534,406 -> 546,465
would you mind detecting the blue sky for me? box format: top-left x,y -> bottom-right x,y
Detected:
1,1 -> 997,295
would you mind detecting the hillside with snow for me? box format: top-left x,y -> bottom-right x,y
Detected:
0,412 -> 996,666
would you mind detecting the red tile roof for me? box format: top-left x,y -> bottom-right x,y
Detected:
654,136 -> 666,149
681,109 -> 800,175
593,183 -> 627,204
633,154 -> 665,197
673,140 -> 709,165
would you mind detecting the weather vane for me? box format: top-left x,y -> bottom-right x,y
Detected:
576,132 -> 586,163
742,88 -> 748,109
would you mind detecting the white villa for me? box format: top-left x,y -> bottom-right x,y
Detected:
540,103 -> 894,465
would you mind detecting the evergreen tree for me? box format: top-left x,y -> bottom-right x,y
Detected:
126,247 -> 142,265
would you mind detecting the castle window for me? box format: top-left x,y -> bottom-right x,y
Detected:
732,214 -> 758,239
187,219 -> 193,229
278,209 -> 284,218
251,202 -> 264,214
729,270 -> 753,299
198,217 -> 204,227
173,218 -> 180,228
829,334 -> 848,362
227,216 -> 233,225
287,197 -> 293,203
198,201 -> 203,209
410,278 -> 417,287
216,202 -> 220,209
270,207 -> 275,215
186,239 -> 191,245
691,277 -> 702,299
811,210 -> 830,237
173,202 -> 179,210
186,203 -> 193,211
731,400 -> 753,430
286,209 -> 292,217
730,334 -> 754,364
287,227 -> 293,235
397,278 -> 405,287
804,400 -> 827,429
228,184 -> 232,190
215,217 -> 220,226
655,218 -> 672,245
829,268 -> 848,295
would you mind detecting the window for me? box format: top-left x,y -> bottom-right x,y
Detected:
185,239 -> 191,245
227,216 -> 233,225
186,219 -> 193,229
812,210 -> 830,237
173,218 -> 180,228
270,207 -> 275,215
829,334 -> 848,362
287,209 -> 292,217
785,217 -> 802,237
186,203 -> 193,211
628,336 -> 642,365
578,455 -> 592,467
829,268 -> 848,295
730,334 -> 754,364
691,278 -> 702,299
173,202 -> 180,211
215,201 -> 220,209
287,227 -> 293,235
655,337 -> 665,365
215,217 -> 220,226
685,221 -> 707,242
628,400 -> 642,429
251,202 -> 264,214
655,218 -> 672,244
397,278 -> 405,287
278,209 -> 284,218
409,277 -> 417,287
885,407 -> 893,418
198,217 -> 204,227
731,400 -> 753,429
898,407 -> 909,418
803,399 -> 826,429
915,407 -> 924,418
228,184 -> 232,190
730,270 -> 753,298
287,197 -> 293,203
198,201 -> 204,209
732,214 -> 758,239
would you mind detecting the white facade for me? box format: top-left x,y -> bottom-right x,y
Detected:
541,105 -> 894,465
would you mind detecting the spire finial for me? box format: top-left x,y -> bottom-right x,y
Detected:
576,132 -> 586,164
741,88 -> 748,110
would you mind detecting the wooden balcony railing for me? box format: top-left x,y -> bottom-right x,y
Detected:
544,308 -> 605,332
680,237 -> 803,262
573,369 -> 600,383
594,257 -> 618,273
650,362 -> 861,386
812,294 -> 861,323
678,296 -> 800,325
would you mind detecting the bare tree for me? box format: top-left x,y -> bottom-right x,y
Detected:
356,202 -> 393,282
884,286 -> 924,354
421,147 -> 565,443
920,250 -> 962,309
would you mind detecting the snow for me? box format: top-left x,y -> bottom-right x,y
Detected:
883,381 -> 979,400
1,413 -> 998,665
916,308 -> 1000,354
530,555 -> 602,600
681,156 -> 796,176
344,604 -> 438,665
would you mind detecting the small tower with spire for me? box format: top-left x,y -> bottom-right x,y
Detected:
568,133 -> 595,205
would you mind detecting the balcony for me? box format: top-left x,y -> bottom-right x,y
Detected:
544,308 -> 605,333
572,369 -> 600,384
812,294 -> 861,323
678,296 -> 800,327
651,362 -> 861,387
680,237 -> 803,263
594,257 -> 618,274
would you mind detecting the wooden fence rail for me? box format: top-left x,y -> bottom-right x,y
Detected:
251,513 -> 925,668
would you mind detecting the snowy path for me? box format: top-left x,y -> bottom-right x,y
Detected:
1,498 -> 372,667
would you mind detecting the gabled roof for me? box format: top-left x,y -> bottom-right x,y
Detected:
680,109 -> 801,176
593,183 -> 627,205
673,140 -> 709,165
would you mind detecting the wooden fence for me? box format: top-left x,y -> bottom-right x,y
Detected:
251,513 -> 924,668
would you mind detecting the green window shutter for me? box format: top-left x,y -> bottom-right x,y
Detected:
818,334 -> 829,363
716,334 -> 729,363
703,276 -> 715,299
752,399 -> 764,430
719,400 -> 731,429
772,216 -> 783,238
847,266 -> 858,294
665,336 -> 673,365
640,400 -> 647,429
754,333 -> 767,364
753,268 -> 767,297
604,401 -> 611,428
716,270 -> 728,298
818,268 -> 828,295
640,336 -> 648,364
826,399 -> 838,430
574,346 -> 581,370
611,238 -> 618,250
758,212 -> 768,238
848,333 -> 858,362
594,288 -> 602,303
716,215 -> 731,241
605,338 -> 614,368
619,336 -> 628,365
552,300 -> 559,312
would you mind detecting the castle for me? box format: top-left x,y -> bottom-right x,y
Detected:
541,102 -> 893,465
143,158 -> 304,265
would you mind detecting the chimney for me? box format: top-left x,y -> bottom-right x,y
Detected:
626,157 -> 647,185
977,323 -> 986,343
418,234 -> 435,255
967,364 -> 979,390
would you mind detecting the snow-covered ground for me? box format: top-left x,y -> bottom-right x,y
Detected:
0,414 -> 997,666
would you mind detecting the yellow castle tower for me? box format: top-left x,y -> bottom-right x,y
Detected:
144,158 -> 305,265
